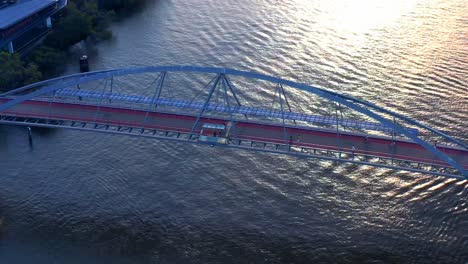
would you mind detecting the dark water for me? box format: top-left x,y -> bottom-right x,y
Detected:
1,0 -> 467,263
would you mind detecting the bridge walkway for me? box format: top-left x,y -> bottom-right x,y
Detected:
1,99 -> 467,171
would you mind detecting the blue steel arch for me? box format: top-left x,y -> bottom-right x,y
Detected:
1,65 -> 466,177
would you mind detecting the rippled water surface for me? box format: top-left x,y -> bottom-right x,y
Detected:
1,0 -> 467,263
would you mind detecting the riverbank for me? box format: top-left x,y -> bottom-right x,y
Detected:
0,0 -> 148,92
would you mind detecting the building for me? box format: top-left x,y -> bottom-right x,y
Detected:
0,0 -> 67,53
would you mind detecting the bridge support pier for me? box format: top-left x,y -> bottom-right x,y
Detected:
7,42 -> 14,53
27,127 -> 33,146
46,17 -> 52,29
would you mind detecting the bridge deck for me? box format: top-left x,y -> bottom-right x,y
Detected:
1,99 -> 467,170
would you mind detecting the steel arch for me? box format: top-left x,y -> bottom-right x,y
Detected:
1,65 -> 466,177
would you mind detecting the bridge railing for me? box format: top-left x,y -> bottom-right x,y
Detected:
0,65 -> 466,178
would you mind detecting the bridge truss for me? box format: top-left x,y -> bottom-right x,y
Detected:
0,66 -> 466,178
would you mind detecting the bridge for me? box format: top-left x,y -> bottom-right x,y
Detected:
0,66 -> 466,179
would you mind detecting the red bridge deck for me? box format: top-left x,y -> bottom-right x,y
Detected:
1,99 -> 467,169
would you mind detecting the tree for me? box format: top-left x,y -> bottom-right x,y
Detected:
44,2 -> 93,50
98,0 -> 146,12
0,52 -> 42,91
28,46 -> 66,73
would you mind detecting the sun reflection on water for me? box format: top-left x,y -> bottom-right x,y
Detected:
296,0 -> 418,34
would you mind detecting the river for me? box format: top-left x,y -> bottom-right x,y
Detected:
0,0 -> 467,263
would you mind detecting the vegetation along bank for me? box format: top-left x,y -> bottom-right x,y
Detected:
0,0 -> 148,92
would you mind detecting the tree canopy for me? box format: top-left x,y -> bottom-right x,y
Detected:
0,52 -> 42,92
2,0 -> 149,91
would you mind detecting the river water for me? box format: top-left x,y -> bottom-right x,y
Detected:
1,0 -> 467,263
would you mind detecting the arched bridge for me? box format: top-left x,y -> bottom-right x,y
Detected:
0,66 -> 467,179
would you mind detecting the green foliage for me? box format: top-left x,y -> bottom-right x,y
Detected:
44,2 -> 93,50
28,46 -> 66,73
43,1 -> 115,49
22,63 -> 42,86
1,0 -> 148,91
98,0 -> 146,12
0,52 -> 42,91
86,2 -> 114,41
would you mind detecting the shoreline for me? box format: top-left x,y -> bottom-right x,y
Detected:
0,0 -> 150,93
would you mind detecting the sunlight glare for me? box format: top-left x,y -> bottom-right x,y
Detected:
300,0 -> 418,34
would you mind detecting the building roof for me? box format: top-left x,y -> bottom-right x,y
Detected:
0,0 -> 57,30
